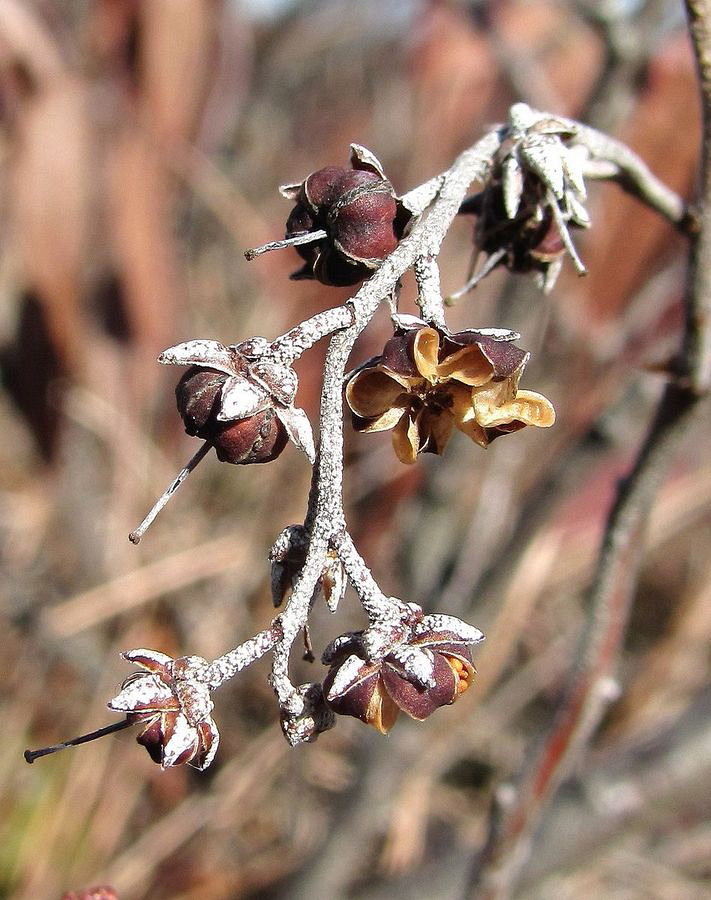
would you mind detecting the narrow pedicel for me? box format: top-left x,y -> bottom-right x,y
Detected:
24,719 -> 133,764
129,440 -> 212,544
244,229 -> 328,260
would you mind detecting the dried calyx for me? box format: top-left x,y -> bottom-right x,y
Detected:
455,102 -> 591,295
322,607 -> 484,734
108,650 -> 218,770
245,144 -> 414,286
128,338 -> 315,543
25,649 -> 219,771
346,321 -> 555,464
168,338 -> 314,465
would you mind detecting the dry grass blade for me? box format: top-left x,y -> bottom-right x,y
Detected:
39,532 -> 254,636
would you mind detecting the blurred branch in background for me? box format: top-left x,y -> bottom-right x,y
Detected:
2,1 -> 709,899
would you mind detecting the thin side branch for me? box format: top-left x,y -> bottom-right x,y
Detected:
467,20 -> 711,900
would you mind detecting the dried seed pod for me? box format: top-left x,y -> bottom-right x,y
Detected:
108,650 -> 219,770
246,144 -> 414,286
175,366 -> 289,464
454,103 -> 591,295
322,611 -> 483,734
128,340 -> 315,544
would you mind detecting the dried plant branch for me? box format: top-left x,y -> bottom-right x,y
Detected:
25,104 -> 693,796
466,15 -> 711,899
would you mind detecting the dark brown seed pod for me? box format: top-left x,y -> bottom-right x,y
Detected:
175,367 -> 224,435
245,145 -> 414,287
211,407 -> 288,465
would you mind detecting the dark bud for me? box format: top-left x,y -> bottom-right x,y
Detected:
246,146 -> 413,287
212,407 -> 288,465
175,367 -> 288,465
175,367 -> 224,435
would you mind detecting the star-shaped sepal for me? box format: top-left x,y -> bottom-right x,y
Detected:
322,609 -> 483,733
108,649 -> 219,771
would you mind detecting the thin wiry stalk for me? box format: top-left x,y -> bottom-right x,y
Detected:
466,12 -> 711,898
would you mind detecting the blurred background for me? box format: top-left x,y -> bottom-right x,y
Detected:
1,1 -> 709,897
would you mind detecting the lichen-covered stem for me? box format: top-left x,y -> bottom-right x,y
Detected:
268,305 -> 355,365
569,120 -> 688,225
269,130 -> 505,711
331,530 -> 407,621
205,626 -> 282,689
414,255 -> 447,328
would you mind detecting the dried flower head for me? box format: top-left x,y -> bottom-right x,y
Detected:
108,649 -> 218,770
346,324 -> 555,464
456,102 -> 591,295
245,144 -> 413,286
323,610 -> 483,733
162,339 -> 315,465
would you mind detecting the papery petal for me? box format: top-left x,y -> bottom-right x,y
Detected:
108,674 -> 178,713
161,712 -> 199,767
449,382 -> 477,425
217,375 -> 270,421
380,333 -> 421,380
455,416 -> 490,448
370,682 -> 400,734
471,378 -> 519,411
473,389 -> 555,428
352,405 -> 407,434
122,649 -> 174,673
381,653 -> 457,720
346,368 -> 410,418
418,407 -> 454,455
412,328 -> 442,382
392,412 -> 420,464
159,340 -> 237,377
444,333 -> 527,380
436,345 -> 494,386
277,406 -> 316,463
415,615 -> 485,645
